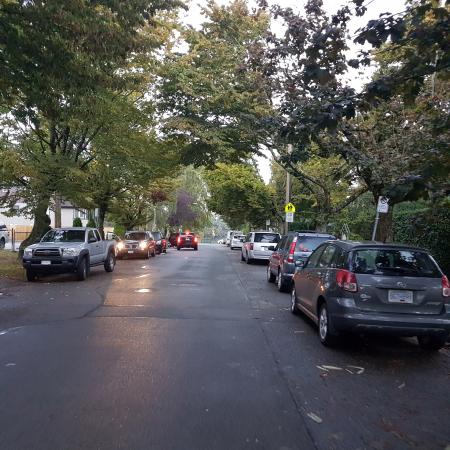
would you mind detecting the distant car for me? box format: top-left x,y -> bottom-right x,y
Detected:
290,240 -> 450,350
0,223 -> 9,249
169,232 -> 180,248
226,230 -> 242,247
177,232 -> 198,251
230,234 -> 245,250
268,231 -> 336,292
117,231 -> 156,259
217,239 -> 224,244
242,231 -> 280,263
151,231 -> 167,254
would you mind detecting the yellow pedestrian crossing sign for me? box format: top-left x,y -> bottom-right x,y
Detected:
284,203 -> 296,213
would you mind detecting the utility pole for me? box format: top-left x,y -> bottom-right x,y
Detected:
285,144 -> 293,234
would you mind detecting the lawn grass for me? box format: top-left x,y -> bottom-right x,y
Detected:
0,250 -> 25,281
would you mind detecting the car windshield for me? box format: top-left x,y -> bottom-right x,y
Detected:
125,232 -> 147,241
295,237 -> 331,252
352,248 -> 441,278
152,232 -> 161,240
41,230 -> 85,243
254,233 -> 279,243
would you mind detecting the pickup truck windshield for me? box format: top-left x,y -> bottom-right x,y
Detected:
41,230 -> 85,243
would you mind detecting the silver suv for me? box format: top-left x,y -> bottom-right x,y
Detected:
241,231 -> 280,263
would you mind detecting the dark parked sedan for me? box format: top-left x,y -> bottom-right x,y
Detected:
177,233 -> 198,251
291,240 -> 450,350
117,231 -> 156,259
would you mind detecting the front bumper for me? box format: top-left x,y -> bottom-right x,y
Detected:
331,304 -> 450,336
23,256 -> 79,273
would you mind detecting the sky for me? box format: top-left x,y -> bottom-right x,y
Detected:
182,0 -> 406,182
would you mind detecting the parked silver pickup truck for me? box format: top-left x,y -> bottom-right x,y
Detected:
22,227 -> 116,281
0,223 -> 9,249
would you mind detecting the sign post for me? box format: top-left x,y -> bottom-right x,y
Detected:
371,197 -> 389,241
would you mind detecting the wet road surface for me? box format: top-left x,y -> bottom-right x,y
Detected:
0,245 -> 449,450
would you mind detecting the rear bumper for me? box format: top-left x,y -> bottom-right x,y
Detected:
331,307 -> 450,336
23,257 -> 78,273
249,251 -> 271,260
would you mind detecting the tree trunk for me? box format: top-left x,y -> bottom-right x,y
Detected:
19,198 -> 51,257
97,202 -> 108,239
376,205 -> 394,242
54,193 -> 62,228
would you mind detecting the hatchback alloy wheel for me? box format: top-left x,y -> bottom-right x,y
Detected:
290,287 -> 299,315
319,306 -> 328,341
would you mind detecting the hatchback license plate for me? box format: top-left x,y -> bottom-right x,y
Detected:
128,250 -> 134,254
388,290 -> 413,303
41,260 -> 51,265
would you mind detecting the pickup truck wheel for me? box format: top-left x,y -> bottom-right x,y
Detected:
104,251 -> 116,273
0,238 -> 5,249
77,257 -> 88,281
26,269 -> 37,282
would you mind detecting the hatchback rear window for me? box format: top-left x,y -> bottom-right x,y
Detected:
295,237 -> 331,252
254,233 -> 279,243
352,248 -> 441,278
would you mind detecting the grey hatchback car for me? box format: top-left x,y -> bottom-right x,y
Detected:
291,241 -> 450,350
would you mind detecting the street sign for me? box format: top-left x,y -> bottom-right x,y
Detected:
286,212 -> 294,223
284,202 -> 296,213
377,196 -> 389,213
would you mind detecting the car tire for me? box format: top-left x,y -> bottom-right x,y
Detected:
277,270 -> 289,292
266,265 -> 276,283
194,246 -> 198,251
76,257 -> 88,281
290,287 -> 300,315
417,334 -> 448,351
241,252 -> 245,262
26,269 -> 37,282
104,251 -> 116,273
318,303 -> 338,346
177,247 -> 180,251
152,250 -> 156,257
0,238 -> 5,249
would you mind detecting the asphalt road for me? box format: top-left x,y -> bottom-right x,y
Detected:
0,245 -> 449,450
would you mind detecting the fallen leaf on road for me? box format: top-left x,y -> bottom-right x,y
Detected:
322,365 -> 343,371
347,365 -> 365,375
307,412 -> 323,423
398,383 -> 406,389
316,365 -> 328,371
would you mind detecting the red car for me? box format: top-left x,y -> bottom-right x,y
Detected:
169,232 -> 179,248
177,233 -> 198,251
151,231 -> 167,254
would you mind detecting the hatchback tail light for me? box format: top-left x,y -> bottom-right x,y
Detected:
336,269 -> 358,292
177,237 -> 181,244
194,237 -> 198,243
287,240 -> 296,263
442,275 -> 450,298
250,243 -> 254,250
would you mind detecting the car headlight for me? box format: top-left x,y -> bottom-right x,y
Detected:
117,242 -> 124,250
62,247 -> 81,256
139,241 -> 147,250
24,247 -> 33,257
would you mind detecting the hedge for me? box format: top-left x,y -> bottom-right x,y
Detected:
393,205 -> 450,276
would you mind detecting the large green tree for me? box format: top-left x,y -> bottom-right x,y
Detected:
0,0 -> 182,250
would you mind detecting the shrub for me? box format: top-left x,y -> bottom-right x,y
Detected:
86,218 -> 97,228
394,203 -> 450,276
72,217 -> 83,227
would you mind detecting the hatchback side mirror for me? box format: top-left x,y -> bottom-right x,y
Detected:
295,259 -> 305,269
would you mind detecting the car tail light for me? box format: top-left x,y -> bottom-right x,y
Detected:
287,240 -> 296,263
442,275 -> 450,298
336,269 -> 358,293
194,237 -> 198,243
177,237 -> 181,244
250,243 -> 254,250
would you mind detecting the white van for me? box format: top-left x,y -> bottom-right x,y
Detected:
226,230 -> 242,247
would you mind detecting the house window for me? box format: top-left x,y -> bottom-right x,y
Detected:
74,209 -> 88,220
